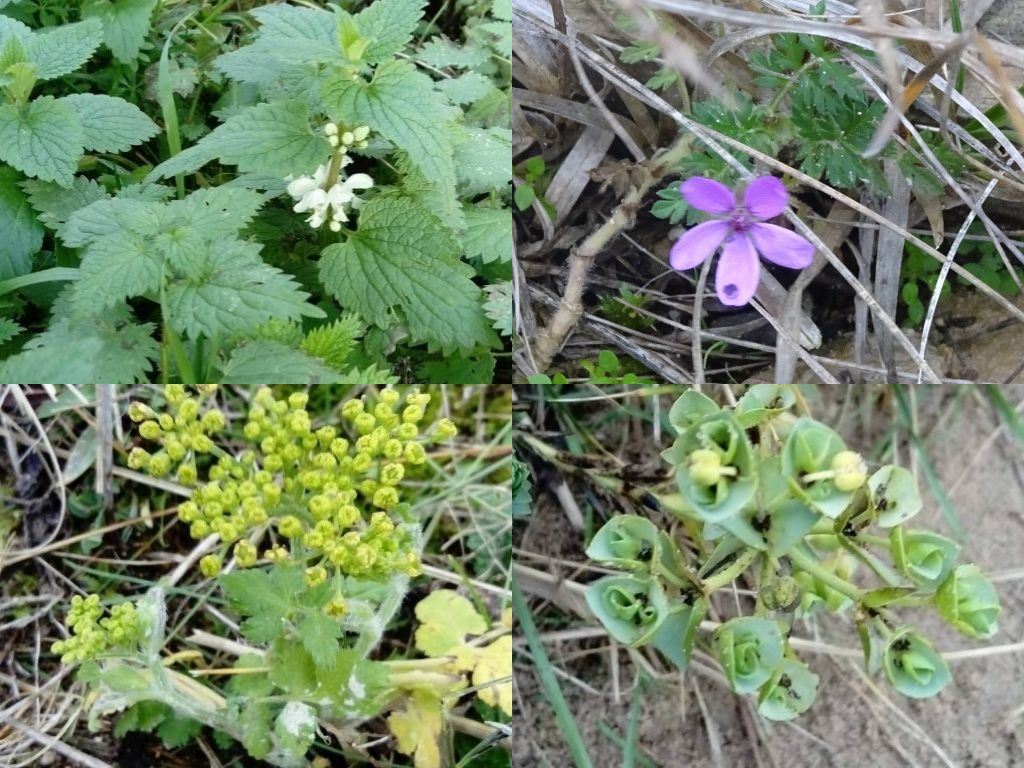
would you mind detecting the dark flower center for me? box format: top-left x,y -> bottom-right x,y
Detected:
723,284 -> 738,298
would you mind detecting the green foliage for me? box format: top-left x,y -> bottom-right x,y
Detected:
598,284 -> 655,331
82,0 -> 159,64
900,225 -> 1022,327
584,386 -> 1002,719
579,350 -> 656,384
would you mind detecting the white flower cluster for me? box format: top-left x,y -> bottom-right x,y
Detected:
285,123 -> 374,232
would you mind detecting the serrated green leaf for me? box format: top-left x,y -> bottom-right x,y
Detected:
25,18 -> 103,80
221,568 -> 293,643
417,349 -> 495,382
301,313 -> 363,369
0,314 -> 158,383
59,196 -> 159,246
417,37 -> 489,69
22,176 -> 108,229
298,612 -> 341,669
483,281 -> 512,336
323,61 -> 458,219
114,701 -> 169,738
148,100 -> 330,180
269,642 -> 317,695
319,197 -> 495,350
157,713 -> 202,749
168,186 -> 267,239
57,94 -> 159,153
75,233 -> 162,310
220,340 -> 343,384
0,96 -> 84,186
251,3 -> 337,50
353,0 -> 426,63
0,166 -> 43,279
436,71 -> 495,105
0,316 -> 22,344
462,205 -> 511,263
165,239 -> 323,340
82,0 -> 158,64
492,0 -> 512,20
454,127 -> 511,196
240,703 -> 273,759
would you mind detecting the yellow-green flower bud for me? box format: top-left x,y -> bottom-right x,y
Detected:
127,447 -> 150,470
165,385 -> 186,405
342,399 -> 364,420
383,439 -> 403,459
330,437 -> 350,457
404,442 -> 426,464
352,452 -> 373,472
264,454 -> 284,472
381,463 -> 405,486
234,540 -> 258,567
178,501 -> 199,522
264,545 -> 289,562
832,451 -> 868,492
165,439 -> 186,462
278,515 -> 304,538
336,504 -> 359,527
199,554 -> 222,578
281,444 -> 301,464
380,388 -> 400,406
190,521 -> 210,538
209,465 -> 226,481
406,392 -> 430,408
359,479 -> 379,497
196,385 -> 218,397
193,435 -> 214,453
176,463 -> 198,485
288,411 -> 311,435
243,421 -> 262,440
178,398 -> 200,422
402,405 -> 424,424
396,423 -> 418,441
324,595 -> 347,618
288,391 -> 309,410
373,402 -> 394,421
309,495 -> 333,520
354,413 -> 375,435
372,486 -> 400,509
689,449 -> 725,486
262,484 -> 282,505
128,402 -> 156,422
304,566 -> 328,587
271,400 -> 288,416
139,420 -> 162,440
201,409 -> 226,432
158,413 -> 175,431
148,452 -> 171,477
431,418 -> 458,441
254,387 -> 275,409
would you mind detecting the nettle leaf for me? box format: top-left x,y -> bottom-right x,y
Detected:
0,314 -> 158,383
25,18 -> 103,80
0,317 -> 22,344
319,197 -> 495,351
436,71 -> 495,105
59,196 -> 159,246
22,176 -> 108,229
323,61 -> 458,216
0,96 -> 84,186
463,205 -> 511,263
220,340 -> 343,384
57,94 -> 159,153
417,349 -> 496,383
484,281 -> 512,336
168,186 -> 267,238
148,100 -> 330,180
165,239 -> 324,340
454,127 -> 512,196
0,166 -> 43,279
82,0 -> 159,64
417,37 -> 489,69
250,3 -> 338,55
352,0 -> 426,64
75,233 -> 162,311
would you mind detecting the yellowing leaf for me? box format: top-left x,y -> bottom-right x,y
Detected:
414,590 -> 486,657
387,689 -> 443,768
473,636 -> 512,716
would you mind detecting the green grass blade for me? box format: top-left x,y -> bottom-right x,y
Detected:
512,576 -> 595,768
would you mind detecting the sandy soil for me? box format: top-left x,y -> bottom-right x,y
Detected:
514,387 -> 1024,768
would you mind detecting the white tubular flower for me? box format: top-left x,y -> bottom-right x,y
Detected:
286,163 -> 373,231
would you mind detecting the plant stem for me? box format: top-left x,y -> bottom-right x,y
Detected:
702,548 -> 759,593
788,545 -> 862,602
531,134 -> 694,371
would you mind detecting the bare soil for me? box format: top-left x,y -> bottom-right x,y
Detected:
514,388 -> 1024,768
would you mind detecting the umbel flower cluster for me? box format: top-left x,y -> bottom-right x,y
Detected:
286,122 -> 373,231
586,386 -> 1002,720
51,595 -> 141,664
128,386 -> 456,592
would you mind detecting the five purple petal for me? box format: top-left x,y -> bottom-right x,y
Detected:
669,176 -> 815,307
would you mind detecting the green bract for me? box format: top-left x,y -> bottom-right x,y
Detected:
890,528 -> 959,591
936,564 -> 1001,639
665,412 -> 757,523
757,658 -> 819,721
782,418 -> 858,518
868,465 -> 923,527
713,617 -> 783,694
667,389 -> 720,432
650,599 -> 707,669
584,574 -> 669,646
882,630 -> 951,699
585,514 -> 689,585
734,384 -> 797,428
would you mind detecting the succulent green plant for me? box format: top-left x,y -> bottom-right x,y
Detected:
584,385 -> 1002,721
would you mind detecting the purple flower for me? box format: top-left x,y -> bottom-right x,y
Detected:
669,176 -> 815,306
